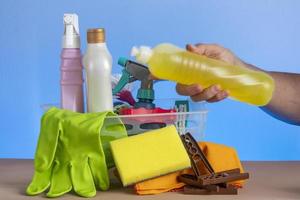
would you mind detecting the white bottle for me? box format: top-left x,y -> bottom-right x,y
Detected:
83,28 -> 113,112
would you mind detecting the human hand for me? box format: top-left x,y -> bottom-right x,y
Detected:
176,43 -> 247,102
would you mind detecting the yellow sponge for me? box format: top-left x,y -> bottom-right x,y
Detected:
110,125 -> 191,186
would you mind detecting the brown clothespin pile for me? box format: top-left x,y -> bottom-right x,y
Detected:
179,133 -> 249,195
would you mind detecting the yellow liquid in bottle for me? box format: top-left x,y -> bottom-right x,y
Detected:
147,43 -> 274,106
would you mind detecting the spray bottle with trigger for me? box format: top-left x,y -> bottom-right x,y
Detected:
113,57 -> 177,131
60,13 -> 84,112
113,57 -> 155,109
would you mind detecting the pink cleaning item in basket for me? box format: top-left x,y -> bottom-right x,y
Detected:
60,14 -> 84,112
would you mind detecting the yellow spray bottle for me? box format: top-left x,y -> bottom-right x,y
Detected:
131,43 -> 274,106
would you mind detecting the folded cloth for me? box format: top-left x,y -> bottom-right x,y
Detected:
134,141 -> 245,195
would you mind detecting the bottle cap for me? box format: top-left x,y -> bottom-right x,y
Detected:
131,46 -> 153,64
63,13 -> 80,48
87,28 -> 105,43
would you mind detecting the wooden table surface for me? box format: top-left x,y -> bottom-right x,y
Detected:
0,159 -> 300,200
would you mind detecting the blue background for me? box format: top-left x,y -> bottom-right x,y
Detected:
0,0 -> 299,160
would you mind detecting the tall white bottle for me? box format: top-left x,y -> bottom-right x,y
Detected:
83,28 -> 113,112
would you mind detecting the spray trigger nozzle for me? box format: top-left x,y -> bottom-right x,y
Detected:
63,13 -> 79,35
62,13 -> 80,48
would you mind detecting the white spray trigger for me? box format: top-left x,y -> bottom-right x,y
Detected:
64,13 -> 79,35
62,13 -> 80,48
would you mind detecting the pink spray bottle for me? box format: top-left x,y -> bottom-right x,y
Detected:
60,13 -> 84,112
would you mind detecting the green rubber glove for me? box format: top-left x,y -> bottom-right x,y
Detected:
100,116 -> 129,168
26,107 -> 127,197
26,108 -> 71,196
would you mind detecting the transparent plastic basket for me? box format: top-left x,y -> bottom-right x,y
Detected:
42,98 -> 208,140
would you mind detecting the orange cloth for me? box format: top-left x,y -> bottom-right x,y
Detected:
134,141 -> 245,195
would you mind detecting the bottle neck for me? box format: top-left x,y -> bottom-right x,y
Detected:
87,42 -> 107,47
62,35 -> 80,48
86,42 -> 108,52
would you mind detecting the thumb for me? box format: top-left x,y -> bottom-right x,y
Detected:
186,44 -> 205,55
186,44 -> 197,52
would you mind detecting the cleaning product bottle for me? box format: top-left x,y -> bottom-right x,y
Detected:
131,43 -> 274,106
60,13 -> 84,112
83,28 -> 113,112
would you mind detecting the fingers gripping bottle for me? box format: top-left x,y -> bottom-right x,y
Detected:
60,13 -> 84,112
83,29 -> 113,112
131,43 -> 274,106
